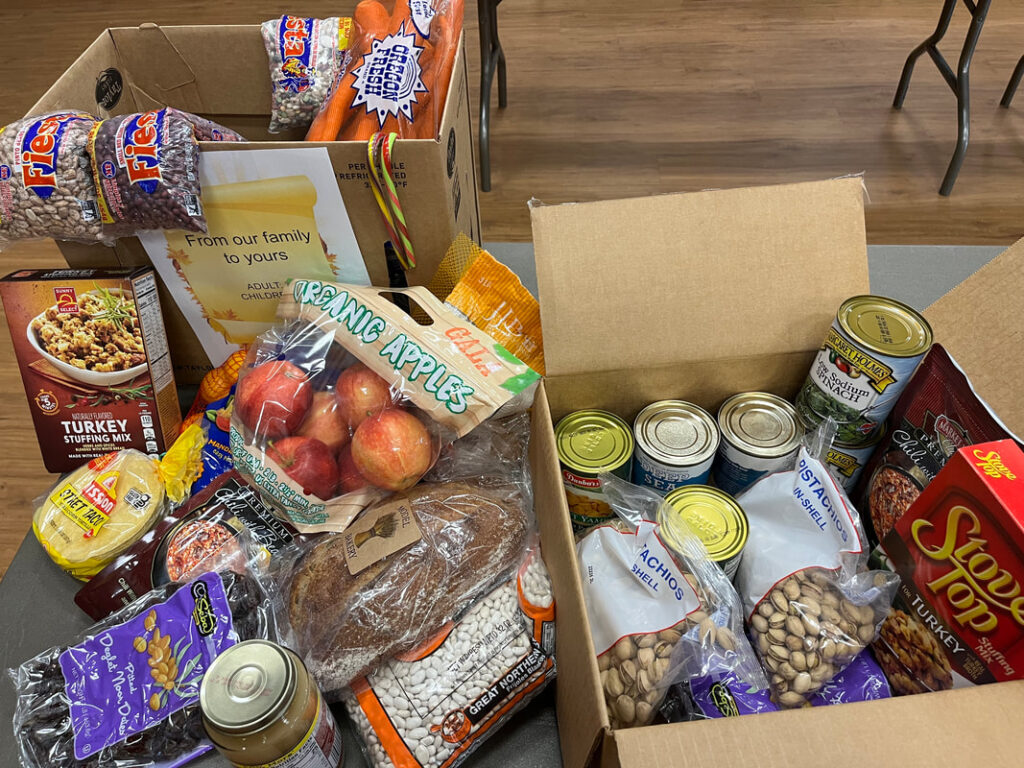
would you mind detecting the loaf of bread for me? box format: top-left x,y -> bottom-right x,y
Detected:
287,481 -> 529,695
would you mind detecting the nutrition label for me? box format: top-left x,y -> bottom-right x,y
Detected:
132,272 -> 173,392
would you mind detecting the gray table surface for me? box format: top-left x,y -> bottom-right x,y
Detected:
0,243 -> 1003,768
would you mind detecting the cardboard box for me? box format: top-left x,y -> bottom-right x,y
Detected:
29,23 -> 480,382
0,267 -> 181,473
525,177 -> 1024,767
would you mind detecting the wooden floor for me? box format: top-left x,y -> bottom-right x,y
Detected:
1,0 -> 1024,579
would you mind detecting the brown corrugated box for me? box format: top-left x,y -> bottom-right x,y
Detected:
525,177 -> 1024,768
30,23 -> 480,383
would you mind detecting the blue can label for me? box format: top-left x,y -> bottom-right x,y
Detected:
633,447 -> 713,496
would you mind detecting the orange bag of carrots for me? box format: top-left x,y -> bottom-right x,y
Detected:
306,0 -> 464,141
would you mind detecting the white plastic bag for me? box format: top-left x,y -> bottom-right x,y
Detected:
578,476 -> 765,728
734,446 -> 897,707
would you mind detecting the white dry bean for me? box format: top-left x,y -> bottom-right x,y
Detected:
344,553 -> 555,768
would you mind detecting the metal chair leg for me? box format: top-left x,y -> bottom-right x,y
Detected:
492,0 -> 508,108
939,0 -> 990,196
478,0 -> 494,191
894,0 -> 957,108
1000,54 -> 1024,108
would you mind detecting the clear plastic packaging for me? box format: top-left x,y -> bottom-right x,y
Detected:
262,15 -> 353,133
664,647 -> 891,720
280,412 -> 536,698
32,431 -> 205,581
9,561 -> 275,768
734,428 -> 899,708
166,108 -> 247,142
231,282 -> 538,533
88,108 -> 205,235
305,0 -> 465,141
0,112 -> 107,247
578,475 -> 766,729
343,543 -> 556,768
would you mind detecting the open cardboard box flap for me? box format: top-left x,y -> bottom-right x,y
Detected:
530,177 -> 870,378
924,237 -> 1024,435
528,178 -> 1024,768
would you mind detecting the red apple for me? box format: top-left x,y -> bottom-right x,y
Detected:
267,436 -> 339,501
236,361 -> 312,440
335,363 -> 395,429
351,409 -> 433,492
336,444 -> 369,494
296,391 -> 350,455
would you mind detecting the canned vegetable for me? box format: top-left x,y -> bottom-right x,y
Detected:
660,485 -> 748,580
714,392 -> 803,496
632,400 -> 719,495
555,409 -> 634,530
795,295 -> 932,445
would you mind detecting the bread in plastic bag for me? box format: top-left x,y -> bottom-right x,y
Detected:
88,108 -> 205,235
230,281 -> 538,533
281,412 -> 535,697
343,542 -> 555,768
262,15 -> 353,133
734,425 -> 899,708
9,559 -> 275,768
578,475 -> 766,729
0,112 -> 107,247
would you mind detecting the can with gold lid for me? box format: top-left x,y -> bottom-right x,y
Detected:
555,409 -> 634,530
660,485 -> 748,580
200,639 -> 342,768
795,295 -> 932,446
714,392 -> 803,496
632,400 -> 720,495
823,422 -> 886,491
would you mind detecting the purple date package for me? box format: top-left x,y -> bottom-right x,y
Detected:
681,651 -> 891,719
59,572 -> 237,760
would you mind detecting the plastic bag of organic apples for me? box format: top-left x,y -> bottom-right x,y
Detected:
229,280 -> 541,533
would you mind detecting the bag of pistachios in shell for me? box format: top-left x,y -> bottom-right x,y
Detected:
733,445 -> 899,708
576,475 -> 765,729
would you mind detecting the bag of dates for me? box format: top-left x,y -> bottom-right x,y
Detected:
230,281 -> 539,532
75,470 -> 300,620
665,649 -> 891,720
871,439 -> 1024,695
9,564 -> 274,768
87,108 -> 205,234
734,446 -> 898,708
577,476 -> 766,729
857,343 -> 1020,545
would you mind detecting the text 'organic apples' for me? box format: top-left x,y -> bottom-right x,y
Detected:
268,436 -> 339,501
296,391 -> 351,455
236,360 -> 312,440
351,409 -> 433,492
335,362 -> 395,428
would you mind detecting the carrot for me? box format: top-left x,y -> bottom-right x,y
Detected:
354,0 -> 390,32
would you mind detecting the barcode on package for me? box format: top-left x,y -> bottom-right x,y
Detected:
132,273 -> 173,392
77,199 -> 99,223
183,194 -> 202,218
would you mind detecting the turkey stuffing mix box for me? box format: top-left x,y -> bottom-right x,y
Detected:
524,177 -> 1024,768
31,23 -> 480,384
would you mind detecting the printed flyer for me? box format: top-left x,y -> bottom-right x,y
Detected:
139,147 -> 368,366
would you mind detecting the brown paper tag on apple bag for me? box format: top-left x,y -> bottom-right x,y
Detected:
278,280 -> 541,438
